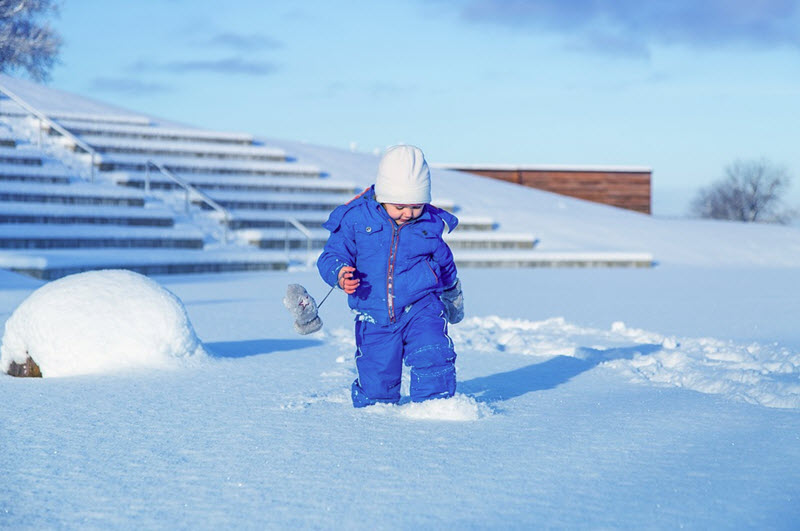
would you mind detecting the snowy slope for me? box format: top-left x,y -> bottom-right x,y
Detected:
263,137 -> 800,268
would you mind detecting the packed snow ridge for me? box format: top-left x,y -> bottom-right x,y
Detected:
451,316 -> 800,410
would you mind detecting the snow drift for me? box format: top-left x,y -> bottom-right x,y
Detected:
0,269 -> 206,377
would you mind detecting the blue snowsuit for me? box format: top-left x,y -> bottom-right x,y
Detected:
317,186 -> 460,407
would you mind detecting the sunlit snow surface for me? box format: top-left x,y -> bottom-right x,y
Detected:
1,267 -> 799,529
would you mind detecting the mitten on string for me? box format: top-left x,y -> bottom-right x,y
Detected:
283,284 -> 323,334
440,279 -> 464,324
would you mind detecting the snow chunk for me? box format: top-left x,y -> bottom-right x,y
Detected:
1,269 -> 206,377
366,394 -> 493,421
399,394 -> 493,421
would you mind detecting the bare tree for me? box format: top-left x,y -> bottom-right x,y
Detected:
0,0 -> 62,81
690,158 -> 794,224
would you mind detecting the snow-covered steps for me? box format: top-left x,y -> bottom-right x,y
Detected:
77,135 -> 286,162
0,164 -> 74,184
40,111 -> 153,127
454,215 -> 496,231
0,248 -> 290,280
0,145 -> 43,166
226,209 -> 331,230
238,227 -> 537,252
0,202 -> 174,227
203,190 -> 455,216
225,211 -> 492,232
0,181 -> 146,206
238,228 -> 330,250
452,250 -> 654,268
444,231 -> 537,249
95,152 -> 321,177
109,171 -> 358,195
0,133 -> 15,147
0,224 -> 205,249
55,119 -> 257,146
195,190 -> 352,212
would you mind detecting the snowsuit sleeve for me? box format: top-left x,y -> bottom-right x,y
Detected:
317,204 -> 357,288
428,205 -> 459,290
432,230 -> 458,290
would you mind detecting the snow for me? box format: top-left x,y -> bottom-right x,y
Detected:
2,260 -> 799,528
0,201 -> 175,220
0,269 -> 206,377
108,170 -> 357,192
0,223 -> 204,240
1,180 -> 146,199
96,151 -> 321,176
1,87 -> 800,527
55,119 -> 256,143
77,135 -> 287,160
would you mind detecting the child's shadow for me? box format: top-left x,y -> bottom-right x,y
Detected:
460,344 -> 662,403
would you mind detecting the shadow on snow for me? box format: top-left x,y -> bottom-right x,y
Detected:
460,343 -> 663,404
205,338 -> 323,359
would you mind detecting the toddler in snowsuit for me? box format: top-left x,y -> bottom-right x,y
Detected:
317,145 -> 464,408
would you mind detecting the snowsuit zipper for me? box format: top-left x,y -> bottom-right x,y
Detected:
386,223 -> 405,323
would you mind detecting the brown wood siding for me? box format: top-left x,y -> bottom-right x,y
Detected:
461,169 -> 652,214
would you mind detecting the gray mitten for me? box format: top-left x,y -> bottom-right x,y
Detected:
440,279 -> 464,324
283,284 -> 323,334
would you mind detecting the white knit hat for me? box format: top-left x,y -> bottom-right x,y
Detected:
374,145 -> 431,204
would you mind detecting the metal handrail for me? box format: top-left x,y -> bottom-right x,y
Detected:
0,82 -> 98,181
285,217 -> 314,265
145,159 -> 230,243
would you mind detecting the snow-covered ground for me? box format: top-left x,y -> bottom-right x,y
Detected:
1,254 -> 799,528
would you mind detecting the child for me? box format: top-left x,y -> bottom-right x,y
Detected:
317,145 -> 464,408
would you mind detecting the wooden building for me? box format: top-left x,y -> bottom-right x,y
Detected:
436,164 -> 652,214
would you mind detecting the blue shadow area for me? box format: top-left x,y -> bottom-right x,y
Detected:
205,338 -> 323,359
460,343 -> 663,404
184,298 -> 264,307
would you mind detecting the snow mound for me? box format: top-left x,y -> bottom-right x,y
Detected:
1,269 -> 207,377
366,394 -> 493,421
452,317 -> 800,410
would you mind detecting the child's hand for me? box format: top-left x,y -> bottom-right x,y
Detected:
338,266 -> 360,294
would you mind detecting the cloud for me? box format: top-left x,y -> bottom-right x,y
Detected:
205,32 -> 283,52
451,0 -> 800,55
89,77 -> 172,96
166,57 -> 278,75
132,57 -> 279,76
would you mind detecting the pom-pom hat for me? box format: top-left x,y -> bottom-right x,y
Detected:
374,145 -> 431,205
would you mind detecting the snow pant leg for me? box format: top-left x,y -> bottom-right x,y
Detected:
403,301 -> 457,402
351,319 -> 403,408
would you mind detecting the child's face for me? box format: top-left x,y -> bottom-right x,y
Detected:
382,203 -> 425,225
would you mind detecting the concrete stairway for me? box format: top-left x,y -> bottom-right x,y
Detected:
0,110 -> 289,279
57,112 -> 540,263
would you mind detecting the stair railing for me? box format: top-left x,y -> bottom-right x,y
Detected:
0,83 -> 98,182
284,217 -> 314,266
145,159 -> 231,243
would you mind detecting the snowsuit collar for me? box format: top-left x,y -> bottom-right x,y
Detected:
336,186 -> 458,233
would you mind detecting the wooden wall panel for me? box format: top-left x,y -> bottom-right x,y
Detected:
457,168 -> 652,214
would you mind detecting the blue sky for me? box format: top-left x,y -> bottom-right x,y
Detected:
41,0 -> 800,215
